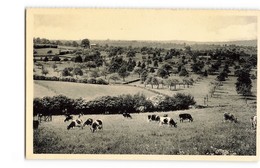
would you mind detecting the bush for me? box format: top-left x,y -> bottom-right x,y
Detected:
88,78 -> 96,84
96,78 -> 108,85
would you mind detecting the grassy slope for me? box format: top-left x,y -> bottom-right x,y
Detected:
34,80 -> 156,100
34,105 -> 256,155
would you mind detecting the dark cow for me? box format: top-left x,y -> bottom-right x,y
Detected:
64,115 -> 73,122
33,120 -> 39,129
251,116 -> 257,129
223,113 -> 238,123
123,113 -> 132,119
160,117 -> 177,128
163,114 -> 168,117
148,114 -> 160,122
179,113 -> 193,122
82,118 -> 103,133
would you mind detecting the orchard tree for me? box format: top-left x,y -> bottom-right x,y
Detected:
235,69 -> 252,104
134,67 -> 143,78
75,55 -> 83,63
41,68 -> 49,76
118,65 -> 130,81
73,67 -> 83,78
81,39 -> 90,48
109,73 -> 120,83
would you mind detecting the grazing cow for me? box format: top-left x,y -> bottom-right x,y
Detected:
123,113 -> 132,119
33,120 -> 39,129
82,118 -> 103,133
67,114 -> 83,130
64,115 -> 73,122
160,117 -> 177,128
179,113 -> 193,122
163,114 -> 168,117
223,113 -> 238,123
90,120 -> 103,133
251,116 -> 257,129
148,114 -> 160,122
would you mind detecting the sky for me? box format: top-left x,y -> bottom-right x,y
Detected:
33,9 -> 257,42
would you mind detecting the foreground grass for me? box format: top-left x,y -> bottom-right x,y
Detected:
34,105 -> 256,155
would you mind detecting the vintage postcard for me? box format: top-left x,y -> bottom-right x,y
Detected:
26,8 -> 259,161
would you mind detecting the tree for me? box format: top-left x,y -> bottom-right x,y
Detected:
167,78 -> 179,90
140,69 -> 149,82
235,69 -> 252,103
52,55 -> 61,62
153,60 -> 159,67
81,39 -> 90,48
75,55 -> 83,63
145,76 -> 159,89
62,68 -> 72,77
89,70 -> 100,78
100,67 -> 109,79
73,68 -> 83,78
134,67 -> 143,78
109,73 -> 120,83
118,65 -> 130,81
157,68 -> 168,79
72,41 -> 79,47
179,67 -> 189,77
217,71 -> 228,81
41,68 -> 49,76
85,61 -> 96,70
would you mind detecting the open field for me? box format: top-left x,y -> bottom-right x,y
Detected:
34,105 -> 256,155
34,80 -> 157,101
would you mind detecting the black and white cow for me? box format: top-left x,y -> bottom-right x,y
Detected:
123,113 -> 132,119
64,115 -> 73,122
148,114 -> 160,123
179,113 -> 193,122
159,117 -> 177,128
82,118 -> 103,133
251,115 -> 257,129
67,114 -> 83,130
223,113 -> 238,123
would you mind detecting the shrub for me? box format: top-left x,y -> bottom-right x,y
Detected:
96,78 -> 108,85
88,78 -> 96,84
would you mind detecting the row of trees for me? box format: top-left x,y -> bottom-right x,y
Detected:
33,93 -> 196,116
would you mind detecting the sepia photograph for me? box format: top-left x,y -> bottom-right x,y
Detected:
26,9 -> 259,160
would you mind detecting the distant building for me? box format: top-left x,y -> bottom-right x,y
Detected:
198,55 -> 211,61
90,44 -> 97,49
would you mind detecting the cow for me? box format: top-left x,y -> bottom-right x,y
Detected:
64,115 -> 73,122
123,113 -> 132,119
82,118 -> 103,133
251,116 -> 257,129
223,113 -> 238,123
163,114 -> 168,117
33,120 -> 39,129
67,114 -> 83,130
148,114 -> 160,123
159,117 -> 177,128
179,113 -> 193,122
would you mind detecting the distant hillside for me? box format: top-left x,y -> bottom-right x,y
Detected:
91,39 -> 257,49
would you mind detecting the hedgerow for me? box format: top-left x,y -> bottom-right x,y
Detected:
33,93 -> 196,115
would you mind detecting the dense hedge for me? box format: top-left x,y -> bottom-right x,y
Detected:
33,75 -> 108,85
33,93 -> 196,116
